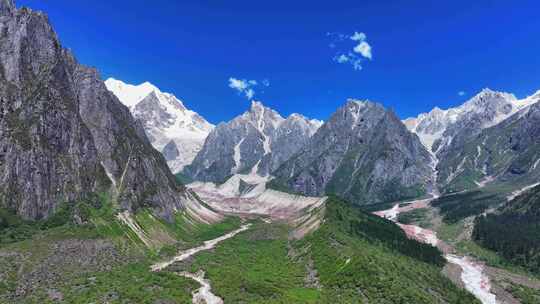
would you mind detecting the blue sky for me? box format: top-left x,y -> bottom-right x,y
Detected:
18,0 -> 540,124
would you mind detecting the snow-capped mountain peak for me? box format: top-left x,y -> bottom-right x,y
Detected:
105,78 -> 160,108
404,88 -> 537,152
105,77 -> 214,173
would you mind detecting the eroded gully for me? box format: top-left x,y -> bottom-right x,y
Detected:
151,224 -> 251,304
374,199 -> 497,304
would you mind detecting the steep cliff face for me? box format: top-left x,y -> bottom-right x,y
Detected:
184,101 -> 321,183
271,100 -> 433,205
0,1 -> 187,220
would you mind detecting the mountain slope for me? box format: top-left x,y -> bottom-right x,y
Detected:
172,196 -> 479,303
271,99 -> 434,205
404,89 -> 532,152
434,92 -> 540,192
184,101 -> 322,183
105,78 -> 214,173
0,0 -> 188,220
405,89 -> 540,192
473,184 -> 540,274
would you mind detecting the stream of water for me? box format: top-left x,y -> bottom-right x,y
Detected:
151,224 -> 251,304
374,201 -> 497,304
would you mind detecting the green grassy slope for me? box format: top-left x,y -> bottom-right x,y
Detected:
161,196 -> 478,303
0,192 -> 241,303
297,197 -> 478,303
1,192 -> 482,303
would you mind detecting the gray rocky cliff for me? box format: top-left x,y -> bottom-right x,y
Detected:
184,101 -> 321,182
271,99 -> 433,205
0,1 -> 187,220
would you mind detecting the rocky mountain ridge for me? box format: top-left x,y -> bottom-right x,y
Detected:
184,101 -> 322,183
405,88 -> 540,192
271,99 -> 434,205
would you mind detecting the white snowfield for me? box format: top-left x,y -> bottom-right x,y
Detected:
105,78 -> 214,173
373,200 -> 498,304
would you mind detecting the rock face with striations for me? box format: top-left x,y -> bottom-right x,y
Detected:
184,101 -> 322,183
0,0 -> 188,220
405,88 -> 540,192
433,92 -> 540,192
271,100 -> 434,205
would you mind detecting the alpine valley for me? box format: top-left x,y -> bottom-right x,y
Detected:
1,1 -> 540,304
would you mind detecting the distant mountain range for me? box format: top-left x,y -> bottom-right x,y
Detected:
3,0 -> 540,220
106,75 -> 540,206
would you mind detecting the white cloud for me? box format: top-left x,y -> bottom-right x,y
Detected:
335,54 -> 349,63
350,32 -> 366,42
352,59 -> 363,71
245,89 -> 255,99
228,77 -> 268,100
353,41 -> 372,59
329,31 -> 373,71
229,78 -> 248,91
458,91 -> 466,96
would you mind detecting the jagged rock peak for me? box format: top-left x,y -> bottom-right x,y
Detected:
462,88 -> 516,109
0,0 -> 14,15
185,100 -> 322,182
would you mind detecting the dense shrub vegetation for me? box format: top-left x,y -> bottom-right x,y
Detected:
473,185 -> 540,274
297,196 -> 479,303
432,190 -> 503,223
325,196 -> 445,266
397,207 -> 430,227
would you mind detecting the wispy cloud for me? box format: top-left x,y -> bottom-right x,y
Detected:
228,77 -> 268,100
329,31 -> 373,71
458,91 -> 466,96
